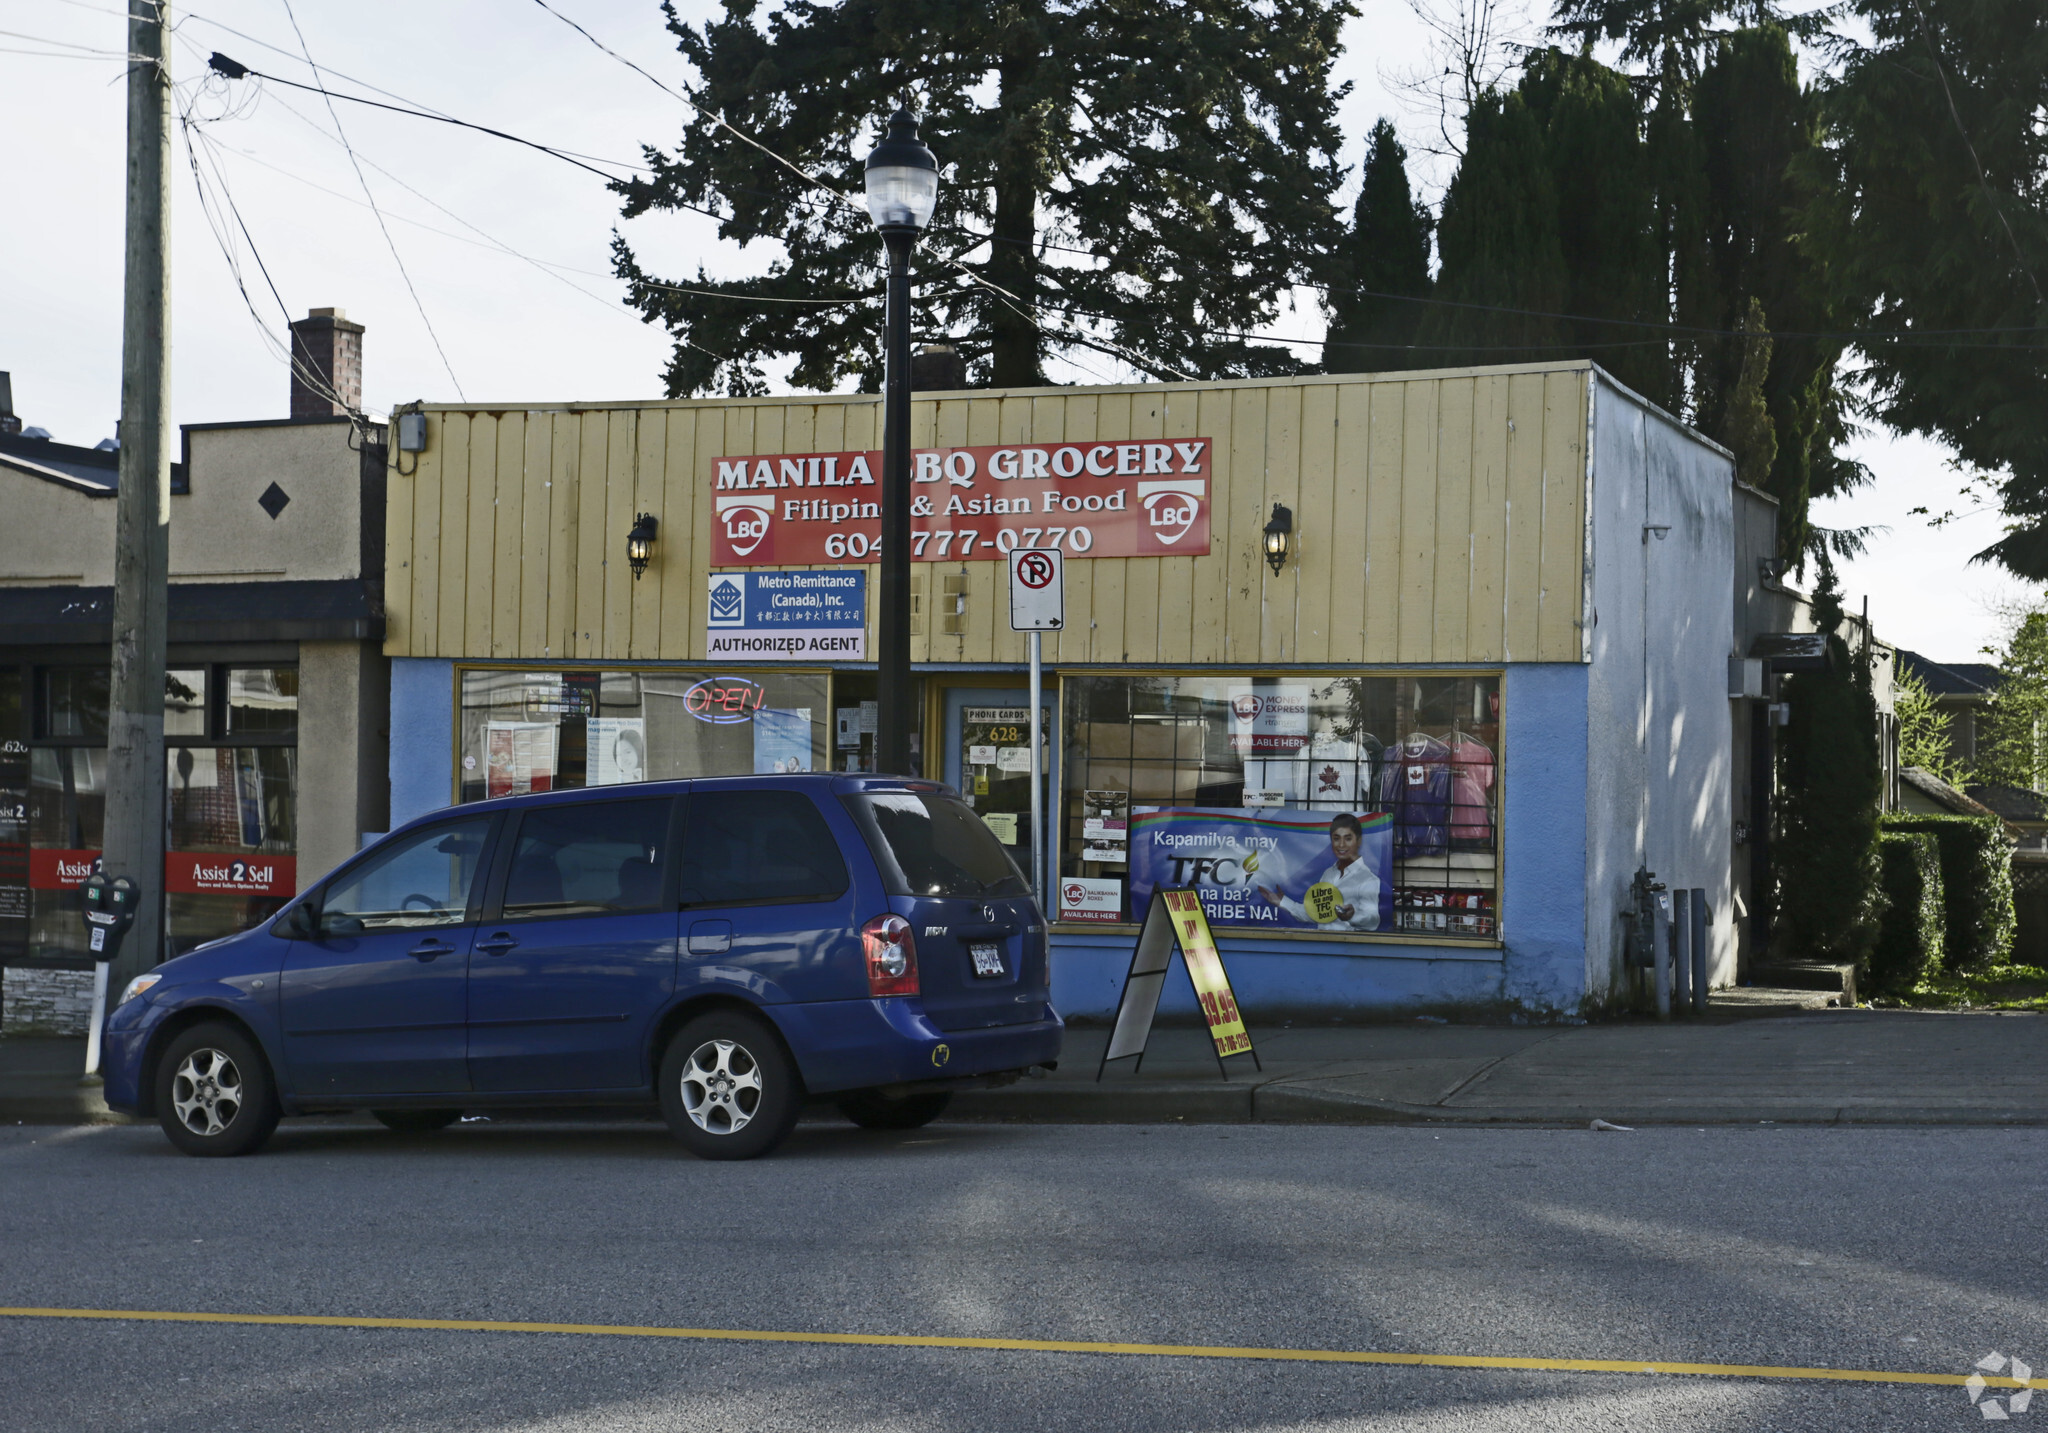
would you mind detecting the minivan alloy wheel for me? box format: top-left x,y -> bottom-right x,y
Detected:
171,1047 -> 243,1136
680,1038 -> 762,1135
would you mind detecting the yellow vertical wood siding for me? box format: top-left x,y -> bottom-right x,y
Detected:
384,364 -> 1592,665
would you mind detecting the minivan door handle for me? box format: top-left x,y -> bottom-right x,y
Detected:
408,939 -> 455,962
687,920 -> 732,956
476,932 -> 518,956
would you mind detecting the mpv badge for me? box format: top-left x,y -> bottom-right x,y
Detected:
924,926 -> 947,937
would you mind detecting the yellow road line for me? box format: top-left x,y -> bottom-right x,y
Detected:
1,1306 -> 2036,1390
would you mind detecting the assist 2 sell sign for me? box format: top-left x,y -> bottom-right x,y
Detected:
708,439 -> 1212,566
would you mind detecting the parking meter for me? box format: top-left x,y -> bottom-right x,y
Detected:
80,872 -> 139,962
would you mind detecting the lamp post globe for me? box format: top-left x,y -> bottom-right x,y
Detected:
864,110 -> 939,235
866,110 -> 938,777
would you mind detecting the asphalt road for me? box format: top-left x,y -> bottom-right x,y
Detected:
2,1117 -> 2044,1431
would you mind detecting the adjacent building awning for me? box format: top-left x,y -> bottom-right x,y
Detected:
0,579 -> 383,645
1748,632 -> 1831,673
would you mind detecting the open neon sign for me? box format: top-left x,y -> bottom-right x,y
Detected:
684,677 -> 769,724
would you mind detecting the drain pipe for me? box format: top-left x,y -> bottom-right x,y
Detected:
1672,888 -> 1692,1014
1653,887 -> 1673,1020
1691,889 -> 1710,1014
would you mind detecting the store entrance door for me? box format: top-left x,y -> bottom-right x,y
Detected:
940,686 -> 1054,877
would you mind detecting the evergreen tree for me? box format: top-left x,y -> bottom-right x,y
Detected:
1692,25 -> 1863,563
1893,666 -> 1964,787
1416,90 -> 1569,365
1812,0 -> 2048,577
1772,556 -> 1886,965
1517,49 -> 1668,402
614,0 -> 1352,395
1974,608 -> 2048,792
1323,119 -> 1432,375
1720,297 -> 1777,489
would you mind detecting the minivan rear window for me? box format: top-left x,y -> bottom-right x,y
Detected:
842,792 -> 1030,899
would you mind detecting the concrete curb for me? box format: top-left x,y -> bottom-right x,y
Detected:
949,1081 -> 2048,1127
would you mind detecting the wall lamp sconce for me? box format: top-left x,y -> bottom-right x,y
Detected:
1263,501 -> 1294,575
627,512 -> 659,580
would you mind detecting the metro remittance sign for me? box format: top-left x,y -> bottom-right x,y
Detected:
708,439 -> 1212,566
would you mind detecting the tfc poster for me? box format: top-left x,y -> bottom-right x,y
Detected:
1128,806 -> 1394,932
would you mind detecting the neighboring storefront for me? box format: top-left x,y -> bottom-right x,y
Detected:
383,361 -> 1738,1019
0,657 -> 300,967
0,413 -> 389,1030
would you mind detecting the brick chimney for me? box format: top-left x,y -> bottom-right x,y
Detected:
287,307 -> 365,418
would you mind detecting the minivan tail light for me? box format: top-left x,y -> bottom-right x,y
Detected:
861,914 -> 919,997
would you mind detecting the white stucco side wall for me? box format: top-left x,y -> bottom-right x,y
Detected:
1583,372 -> 1737,1006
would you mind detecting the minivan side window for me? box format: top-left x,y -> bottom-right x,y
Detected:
501,799 -> 671,919
319,818 -> 493,932
678,790 -> 848,907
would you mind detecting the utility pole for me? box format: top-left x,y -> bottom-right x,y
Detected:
101,0 -> 172,1015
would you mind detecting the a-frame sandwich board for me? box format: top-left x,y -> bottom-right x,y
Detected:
1096,887 -> 1261,1081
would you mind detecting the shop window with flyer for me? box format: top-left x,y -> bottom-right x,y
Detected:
1059,673 -> 1500,940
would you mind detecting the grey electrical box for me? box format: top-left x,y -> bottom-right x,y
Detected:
1727,656 -> 1765,699
396,411 -> 428,453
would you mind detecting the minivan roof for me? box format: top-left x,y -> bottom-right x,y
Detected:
397,771 -> 958,833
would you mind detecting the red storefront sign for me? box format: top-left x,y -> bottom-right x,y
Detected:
29,849 -> 101,890
30,849 -> 294,896
708,439 -> 1212,567
165,852 -> 296,896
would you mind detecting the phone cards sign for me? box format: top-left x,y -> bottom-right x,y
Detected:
706,570 -> 866,659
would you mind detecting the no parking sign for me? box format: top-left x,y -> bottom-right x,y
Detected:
1008,547 -> 1064,631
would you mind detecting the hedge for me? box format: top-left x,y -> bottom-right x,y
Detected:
1871,831 -> 1944,993
1882,814 -> 2016,971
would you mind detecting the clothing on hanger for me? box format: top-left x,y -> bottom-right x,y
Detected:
1379,730 -> 1451,858
1447,731 -> 1495,848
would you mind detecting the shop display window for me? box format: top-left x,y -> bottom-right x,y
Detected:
225,667 -> 298,736
1060,673 -> 1500,939
457,669 -> 830,804
2,662 -> 299,965
36,666 -> 109,741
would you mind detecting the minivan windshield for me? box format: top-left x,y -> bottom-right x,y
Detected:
842,792 -> 1030,899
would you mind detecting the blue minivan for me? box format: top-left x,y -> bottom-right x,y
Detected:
101,775 -> 1063,1160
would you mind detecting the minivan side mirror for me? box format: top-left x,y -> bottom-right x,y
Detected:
277,902 -> 320,940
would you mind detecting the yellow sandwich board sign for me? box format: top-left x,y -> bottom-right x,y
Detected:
1097,888 -> 1260,1080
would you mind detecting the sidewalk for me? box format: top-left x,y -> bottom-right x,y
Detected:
0,1036 -> 130,1125
7,1001 -> 2045,1128
959,1003 -> 2048,1126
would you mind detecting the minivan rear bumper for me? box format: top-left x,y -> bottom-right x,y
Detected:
768,997 -> 1063,1097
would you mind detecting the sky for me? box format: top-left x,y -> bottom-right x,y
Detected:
0,0 -> 2023,665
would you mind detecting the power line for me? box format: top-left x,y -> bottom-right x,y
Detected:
174,95 -> 360,420
522,0 -> 1192,381
272,0 -> 464,400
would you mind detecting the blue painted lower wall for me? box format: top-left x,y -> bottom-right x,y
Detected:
389,656 -> 1594,1018
389,658 -> 454,831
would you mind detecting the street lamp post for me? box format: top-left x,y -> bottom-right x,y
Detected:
865,110 -> 938,778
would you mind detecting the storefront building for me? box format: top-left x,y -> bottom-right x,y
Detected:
0,413 -> 389,1032
383,360 -> 1736,1019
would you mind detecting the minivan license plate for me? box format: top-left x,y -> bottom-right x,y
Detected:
969,942 -> 1005,978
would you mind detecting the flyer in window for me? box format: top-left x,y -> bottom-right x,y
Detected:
588,717 -> 648,785
752,708 -> 813,774
484,721 -> 557,798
